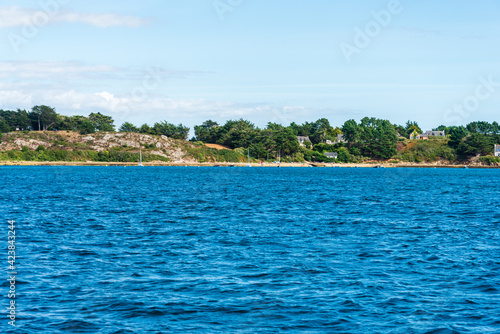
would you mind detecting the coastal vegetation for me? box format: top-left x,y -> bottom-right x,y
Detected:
1,106 -> 499,164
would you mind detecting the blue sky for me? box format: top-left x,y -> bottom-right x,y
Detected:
1,0 -> 499,132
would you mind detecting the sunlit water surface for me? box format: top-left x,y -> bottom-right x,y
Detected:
1,166 -> 499,333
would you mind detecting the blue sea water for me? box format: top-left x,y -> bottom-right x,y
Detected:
1,166 -> 500,333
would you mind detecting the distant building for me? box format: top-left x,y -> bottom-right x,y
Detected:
334,134 -> 346,144
297,136 -> 311,147
410,130 -> 445,140
424,130 -> 445,138
324,152 -> 338,159
495,144 -> 500,157
419,133 -> 429,140
325,140 -> 333,145
409,130 -> 419,140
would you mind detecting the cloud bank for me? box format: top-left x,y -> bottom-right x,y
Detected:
0,6 -> 151,28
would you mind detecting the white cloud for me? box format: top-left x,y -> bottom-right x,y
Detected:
0,85 -> 367,131
0,90 -> 33,106
0,63 -> 347,127
0,61 -> 117,80
57,11 -> 152,28
0,6 -> 33,28
0,6 -> 151,28
0,61 -> 195,85
0,87 -> 298,122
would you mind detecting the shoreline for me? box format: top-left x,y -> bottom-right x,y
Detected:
0,161 -> 499,168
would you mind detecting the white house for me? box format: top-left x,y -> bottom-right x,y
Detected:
297,136 -> 311,147
324,152 -> 338,159
423,130 -> 445,138
495,144 -> 500,157
410,130 -> 445,140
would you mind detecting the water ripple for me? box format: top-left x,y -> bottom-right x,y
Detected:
0,167 -> 499,333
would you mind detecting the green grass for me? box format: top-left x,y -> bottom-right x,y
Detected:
184,147 -> 245,163
0,149 -> 170,162
396,139 -> 456,162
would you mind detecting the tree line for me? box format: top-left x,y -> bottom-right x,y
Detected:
0,106 -> 189,140
1,105 -> 499,161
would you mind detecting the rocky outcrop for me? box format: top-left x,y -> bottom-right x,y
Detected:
0,131 -> 196,163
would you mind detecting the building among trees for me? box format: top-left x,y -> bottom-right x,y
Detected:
297,136 -> 311,147
409,130 -> 445,140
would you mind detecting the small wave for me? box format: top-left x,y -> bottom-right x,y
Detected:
70,249 -> 99,256
478,283 -> 499,293
424,329 -> 461,334
110,329 -> 137,334
50,320 -> 101,332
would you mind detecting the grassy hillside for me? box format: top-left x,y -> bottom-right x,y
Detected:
395,139 -> 457,163
0,131 -> 247,163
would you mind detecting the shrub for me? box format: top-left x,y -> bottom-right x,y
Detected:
348,147 -> 360,156
479,156 -> 500,165
337,147 -> 353,163
24,151 -> 38,161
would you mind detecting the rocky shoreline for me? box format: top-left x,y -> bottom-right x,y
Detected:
1,161 -> 499,168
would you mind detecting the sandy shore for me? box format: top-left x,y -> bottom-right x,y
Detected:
0,161 -> 498,168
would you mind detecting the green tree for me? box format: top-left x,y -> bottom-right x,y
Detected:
394,124 -> 408,138
448,126 -> 468,148
266,122 -> 285,132
218,119 -> 257,148
0,119 -> 11,132
341,119 -> 360,147
153,121 -> 189,140
0,109 -> 31,130
492,121 -> 500,135
89,112 -> 115,132
309,118 -> 333,144
15,109 -> 31,130
467,121 -> 498,135
77,118 -> 96,134
254,128 -> 276,154
194,120 -> 219,143
139,124 -> 153,134
371,120 -> 398,159
358,117 -> 397,159
31,105 -> 58,131
272,127 -> 299,156
119,122 -> 139,133
405,121 -> 422,134
288,122 -> 301,136
250,142 -> 267,159
457,133 -> 493,157
290,121 -> 314,137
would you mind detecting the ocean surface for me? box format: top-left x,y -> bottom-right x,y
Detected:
1,166 -> 499,333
